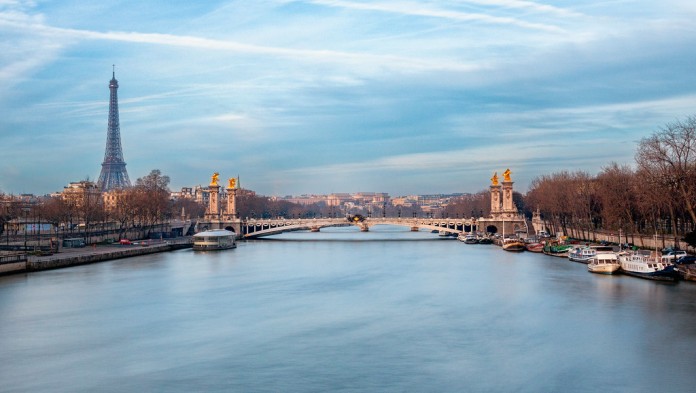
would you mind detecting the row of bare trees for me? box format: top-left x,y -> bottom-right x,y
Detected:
1,170 -> 206,243
235,193 -> 427,220
525,116 -> 696,248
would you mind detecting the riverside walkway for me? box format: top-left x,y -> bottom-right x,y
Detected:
0,238 -> 192,275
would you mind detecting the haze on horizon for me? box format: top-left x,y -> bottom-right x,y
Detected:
2,1 -> 696,197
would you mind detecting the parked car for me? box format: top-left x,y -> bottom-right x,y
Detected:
675,255 -> 696,265
119,239 -> 131,245
663,250 -> 687,260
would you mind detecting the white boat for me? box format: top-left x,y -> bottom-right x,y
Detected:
193,229 -> 237,251
618,251 -> 678,281
569,246 -> 595,263
458,233 -> 478,244
587,253 -> 620,274
568,245 -> 615,263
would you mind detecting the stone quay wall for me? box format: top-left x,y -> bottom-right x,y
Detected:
23,239 -> 192,274
0,254 -> 28,275
559,225 -> 693,252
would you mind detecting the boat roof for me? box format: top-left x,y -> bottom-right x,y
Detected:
193,229 -> 235,237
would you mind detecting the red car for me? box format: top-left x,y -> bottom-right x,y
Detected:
119,239 -> 132,245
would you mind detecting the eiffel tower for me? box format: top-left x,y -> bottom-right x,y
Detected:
97,66 -> 131,191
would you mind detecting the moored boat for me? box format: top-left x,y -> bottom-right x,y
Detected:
569,245 -> 615,264
477,235 -> 493,244
193,229 -> 237,251
676,264 -> 696,281
502,238 -> 526,252
458,233 -> 478,244
618,251 -> 679,281
542,241 -> 572,258
569,246 -> 596,263
588,253 -> 620,274
674,256 -> 696,281
525,242 -> 544,252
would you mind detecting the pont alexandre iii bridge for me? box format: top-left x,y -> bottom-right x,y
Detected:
238,217 -> 479,239
196,170 -> 535,240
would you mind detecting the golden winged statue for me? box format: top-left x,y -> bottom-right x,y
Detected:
210,172 -> 220,186
228,178 -> 236,189
491,172 -> 499,186
503,168 -> 511,182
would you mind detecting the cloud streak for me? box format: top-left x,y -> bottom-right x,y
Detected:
1,1 -> 696,196
0,16 -> 482,74
307,0 -> 567,32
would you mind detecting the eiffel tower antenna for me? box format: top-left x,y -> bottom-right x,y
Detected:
97,67 -> 131,191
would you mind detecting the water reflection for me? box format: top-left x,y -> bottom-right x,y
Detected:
1,227 -> 695,392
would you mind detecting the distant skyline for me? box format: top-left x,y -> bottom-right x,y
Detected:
2,1 -> 696,196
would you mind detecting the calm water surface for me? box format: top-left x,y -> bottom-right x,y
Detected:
1,226 -> 695,392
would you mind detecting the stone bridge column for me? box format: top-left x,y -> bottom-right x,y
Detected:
206,184 -> 220,219
490,184 -> 501,215
502,180 -> 514,213
226,187 -> 237,219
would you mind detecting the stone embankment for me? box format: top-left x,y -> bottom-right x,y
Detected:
0,238 -> 192,276
0,254 -> 27,275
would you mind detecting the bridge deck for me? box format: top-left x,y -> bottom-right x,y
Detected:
241,217 -> 480,238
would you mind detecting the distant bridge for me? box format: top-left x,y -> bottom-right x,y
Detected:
239,217 -> 480,239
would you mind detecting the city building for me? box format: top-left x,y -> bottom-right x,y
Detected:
60,181 -> 102,209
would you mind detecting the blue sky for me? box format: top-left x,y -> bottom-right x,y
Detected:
2,1 -> 696,197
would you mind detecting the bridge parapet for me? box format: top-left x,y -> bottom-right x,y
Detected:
241,217 -> 479,238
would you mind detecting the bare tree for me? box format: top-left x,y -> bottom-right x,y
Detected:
526,172 -> 574,236
443,191 -> 491,218
595,163 -> 638,241
0,193 -> 22,238
133,169 -> 172,237
636,116 -> 696,224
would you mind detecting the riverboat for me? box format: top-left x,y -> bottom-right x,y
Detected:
477,235 -> 493,244
674,256 -> 696,281
502,238 -> 526,252
618,251 -> 679,281
587,253 -> 620,274
525,242 -> 544,252
676,264 -> 696,281
568,245 -> 615,264
193,229 -> 237,251
458,233 -> 478,244
542,241 -> 573,258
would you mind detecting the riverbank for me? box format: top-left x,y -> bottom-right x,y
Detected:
0,238 -> 192,275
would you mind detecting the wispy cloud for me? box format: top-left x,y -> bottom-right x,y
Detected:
457,0 -> 582,17
0,16 -> 483,74
307,0 -> 566,32
2,1 -> 695,195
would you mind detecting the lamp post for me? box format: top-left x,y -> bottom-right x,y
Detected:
23,206 -> 29,252
37,210 -> 41,252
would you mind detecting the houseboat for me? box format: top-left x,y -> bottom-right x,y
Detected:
587,253 -> 620,274
458,233 -> 478,244
618,251 -> 679,281
568,245 -> 615,263
193,229 -> 237,251
502,237 -> 526,252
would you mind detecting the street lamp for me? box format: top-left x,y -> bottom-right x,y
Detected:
22,206 -> 30,252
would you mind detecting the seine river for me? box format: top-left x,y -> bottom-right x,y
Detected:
1,226 -> 695,392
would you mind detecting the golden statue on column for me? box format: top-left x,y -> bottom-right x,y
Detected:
228,178 -> 236,189
491,172 -> 499,186
503,168 -> 511,182
210,172 -> 220,186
